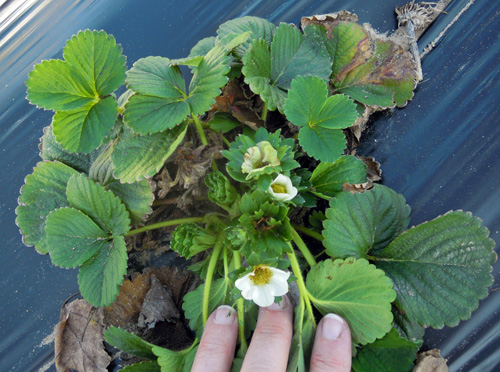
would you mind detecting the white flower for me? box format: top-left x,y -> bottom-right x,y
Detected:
235,265 -> 290,307
267,174 -> 298,201
241,141 -> 280,176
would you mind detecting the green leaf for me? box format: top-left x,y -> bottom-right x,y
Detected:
45,207 -> 108,268
112,122 -> 187,183
40,125 -> 96,173
322,185 -> 410,259
152,343 -> 198,372
373,211 -> 497,328
66,174 -> 130,236
217,16 -> 276,58
63,30 -> 126,97
26,59 -> 95,111
187,43 -> 231,116
16,161 -> 79,254
207,112 -> 241,133
189,36 -> 216,58
330,23 -> 416,108
107,179 -> 153,226
78,234 -> 128,307
89,143 -> 115,186
297,125 -> 346,162
284,76 -> 358,161
124,57 -> 190,134
104,326 -> 157,360
121,361 -> 161,372
310,155 -> 367,196
307,258 -> 396,345
352,329 -> 420,372
182,278 -> 231,339
392,309 -> 425,343
285,76 -> 358,129
242,24 -> 332,112
26,30 -> 126,153
53,95 -> 118,153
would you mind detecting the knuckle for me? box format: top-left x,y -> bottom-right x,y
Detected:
197,336 -> 229,358
310,354 -> 349,371
256,322 -> 291,340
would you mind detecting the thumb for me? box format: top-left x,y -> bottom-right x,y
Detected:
310,314 -> 352,372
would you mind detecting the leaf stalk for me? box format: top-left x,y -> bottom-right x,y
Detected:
202,232 -> 225,325
126,216 -> 205,236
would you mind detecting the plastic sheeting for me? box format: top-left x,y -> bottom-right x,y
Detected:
0,0 -> 498,370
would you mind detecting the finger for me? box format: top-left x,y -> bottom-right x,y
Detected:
191,305 -> 239,372
310,314 -> 352,372
241,295 -> 294,372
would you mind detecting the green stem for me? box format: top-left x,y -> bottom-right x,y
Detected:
261,101 -> 268,121
292,224 -> 324,242
203,232 -> 225,325
291,227 -> 317,267
126,216 -> 204,237
223,246 -> 229,278
311,191 -> 331,201
192,114 -> 208,146
233,250 -> 248,353
288,248 -> 316,328
221,135 -> 231,148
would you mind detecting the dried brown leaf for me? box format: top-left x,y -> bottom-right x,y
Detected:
138,274 -> 180,328
54,299 -> 111,372
104,274 -> 150,328
412,349 -> 449,372
210,79 -> 263,130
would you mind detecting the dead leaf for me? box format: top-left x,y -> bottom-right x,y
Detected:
104,266 -> 199,329
210,79 -> 263,130
412,349 -> 449,372
138,274 -> 180,328
54,299 -> 111,372
104,274 -> 150,328
359,156 -> 382,183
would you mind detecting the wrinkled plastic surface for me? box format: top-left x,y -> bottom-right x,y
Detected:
0,0 -> 498,371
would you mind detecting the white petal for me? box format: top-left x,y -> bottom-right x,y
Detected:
269,277 -> 289,296
252,285 -> 275,307
269,267 -> 291,281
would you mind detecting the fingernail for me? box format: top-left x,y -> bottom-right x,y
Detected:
214,305 -> 237,324
267,295 -> 289,311
321,314 -> 344,340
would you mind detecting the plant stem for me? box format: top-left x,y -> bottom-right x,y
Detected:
203,232 -> 225,325
261,102 -> 268,122
288,248 -> 316,328
233,250 -> 248,353
310,190 -> 331,201
126,216 -> 204,237
192,114 -> 208,146
292,224 -> 324,242
221,135 -> 231,148
291,227 -> 317,267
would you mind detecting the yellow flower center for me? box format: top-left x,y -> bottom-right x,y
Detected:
249,266 -> 273,286
271,184 -> 287,194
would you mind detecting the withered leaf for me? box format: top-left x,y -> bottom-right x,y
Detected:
104,267 -> 198,329
302,11 -> 417,109
412,349 -> 449,372
210,79 -> 262,130
54,299 -> 111,372
138,274 -> 180,328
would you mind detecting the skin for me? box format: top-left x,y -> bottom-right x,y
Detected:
191,296 -> 352,372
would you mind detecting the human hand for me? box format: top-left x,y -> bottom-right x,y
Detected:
191,295 -> 352,372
